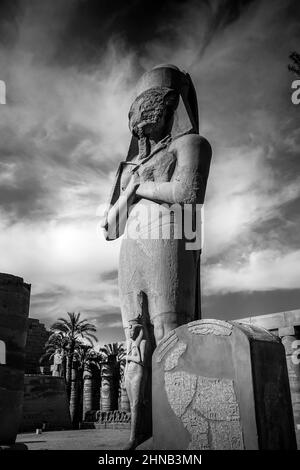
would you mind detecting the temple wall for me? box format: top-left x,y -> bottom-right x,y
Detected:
0,273 -> 30,444
20,375 -> 72,432
25,319 -> 50,374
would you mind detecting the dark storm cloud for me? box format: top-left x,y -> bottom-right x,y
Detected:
0,0 -> 258,65
61,0 -> 256,63
0,0 -> 267,225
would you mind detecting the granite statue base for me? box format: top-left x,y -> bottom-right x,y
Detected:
152,319 -> 297,450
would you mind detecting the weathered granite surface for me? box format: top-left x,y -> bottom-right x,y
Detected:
152,319 -> 297,450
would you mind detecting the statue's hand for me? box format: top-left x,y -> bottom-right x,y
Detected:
125,170 -> 140,194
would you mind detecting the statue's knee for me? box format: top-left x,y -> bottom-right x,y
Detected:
153,312 -> 178,344
154,323 -> 165,344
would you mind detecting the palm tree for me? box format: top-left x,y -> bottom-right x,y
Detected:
50,312 -> 97,398
99,342 -> 126,364
99,343 -> 126,412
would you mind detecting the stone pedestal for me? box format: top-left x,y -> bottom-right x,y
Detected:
0,273 -> 30,445
152,319 -> 297,450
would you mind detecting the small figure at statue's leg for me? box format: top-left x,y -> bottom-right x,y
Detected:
123,318 -> 152,449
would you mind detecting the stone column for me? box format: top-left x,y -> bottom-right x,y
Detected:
279,326 -> 300,446
69,361 -> 79,427
100,361 -> 117,412
83,363 -> 93,420
0,273 -> 30,445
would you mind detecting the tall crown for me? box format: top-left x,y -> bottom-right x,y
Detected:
136,64 -> 188,96
135,64 -> 199,135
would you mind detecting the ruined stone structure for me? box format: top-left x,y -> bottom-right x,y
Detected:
0,273 -> 30,445
103,64 -> 212,448
152,319 -> 296,450
25,318 -> 50,374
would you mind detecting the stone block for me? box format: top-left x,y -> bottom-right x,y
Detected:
152,319 -> 297,450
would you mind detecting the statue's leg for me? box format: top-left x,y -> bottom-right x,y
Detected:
146,238 -> 200,344
151,311 -> 179,344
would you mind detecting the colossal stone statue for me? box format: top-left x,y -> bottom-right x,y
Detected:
102,65 -> 212,449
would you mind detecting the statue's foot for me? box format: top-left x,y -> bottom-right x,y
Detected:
123,439 -> 138,450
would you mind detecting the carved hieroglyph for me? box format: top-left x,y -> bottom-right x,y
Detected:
164,350 -> 244,449
156,330 -> 179,363
164,342 -> 187,371
188,319 -> 233,336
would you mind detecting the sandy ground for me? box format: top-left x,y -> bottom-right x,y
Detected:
16,428 -> 130,450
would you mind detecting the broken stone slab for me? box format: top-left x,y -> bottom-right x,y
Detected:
152,319 -> 297,450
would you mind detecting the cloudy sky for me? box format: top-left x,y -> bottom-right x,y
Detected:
0,0 -> 299,344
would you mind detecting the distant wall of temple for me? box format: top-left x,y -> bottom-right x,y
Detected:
0,273 -> 31,444
20,375 -> 72,432
25,319 -> 50,374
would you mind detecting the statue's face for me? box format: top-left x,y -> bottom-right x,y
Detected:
128,87 -> 178,139
129,323 -> 141,340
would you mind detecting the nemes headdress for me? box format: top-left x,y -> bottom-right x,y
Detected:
126,64 -> 199,161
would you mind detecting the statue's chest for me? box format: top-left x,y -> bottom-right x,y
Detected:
138,149 -> 176,183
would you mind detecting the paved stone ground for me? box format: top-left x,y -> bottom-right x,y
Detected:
15,428 -> 299,450
16,429 -> 130,450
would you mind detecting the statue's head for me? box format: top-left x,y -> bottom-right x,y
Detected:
128,319 -> 143,340
123,65 -> 199,168
128,86 -> 179,139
